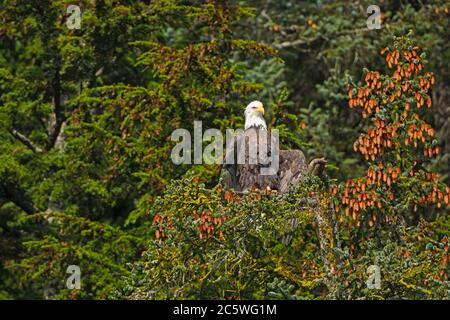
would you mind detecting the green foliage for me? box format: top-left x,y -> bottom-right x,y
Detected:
118,176 -> 327,299
0,0 -> 449,300
7,212 -> 145,299
335,218 -> 450,299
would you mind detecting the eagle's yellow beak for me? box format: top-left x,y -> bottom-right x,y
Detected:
256,105 -> 265,115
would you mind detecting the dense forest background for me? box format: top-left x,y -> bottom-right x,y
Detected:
0,0 -> 449,299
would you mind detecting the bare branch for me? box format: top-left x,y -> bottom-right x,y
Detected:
8,128 -> 42,153
46,70 -> 65,151
0,183 -> 40,214
308,157 -> 327,176
275,38 -> 306,49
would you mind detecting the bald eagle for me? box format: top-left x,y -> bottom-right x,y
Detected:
222,100 -> 327,194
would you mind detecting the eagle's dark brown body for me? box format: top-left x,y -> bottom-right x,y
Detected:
221,126 -> 330,247
222,127 -> 326,193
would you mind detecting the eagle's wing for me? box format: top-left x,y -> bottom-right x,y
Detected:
235,127 -> 278,192
221,131 -> 239,190
278,149 -> 308,194
222,128 -> 324,194
221,128 -> 260,192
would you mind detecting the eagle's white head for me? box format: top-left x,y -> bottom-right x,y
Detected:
244,100 -> 267,130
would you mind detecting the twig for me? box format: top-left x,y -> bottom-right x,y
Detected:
275,38 -> 306,49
